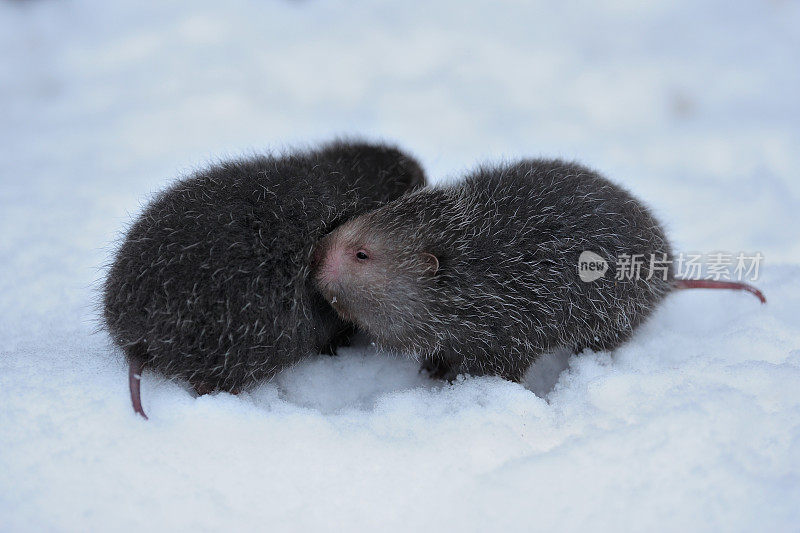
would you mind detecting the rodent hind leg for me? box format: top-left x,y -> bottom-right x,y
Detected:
189,378 -> 215,396
419,353 -> 463,382
421,353 -> 528,383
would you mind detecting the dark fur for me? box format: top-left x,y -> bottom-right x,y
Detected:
314,159 -> 674,382
104,140 -> 426,392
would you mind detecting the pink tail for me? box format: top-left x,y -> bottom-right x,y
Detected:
129,359 -> 149,420
674,279 -> 766,304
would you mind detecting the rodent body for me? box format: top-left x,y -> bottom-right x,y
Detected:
104,140 -> 425,409
314,159 -> 761,382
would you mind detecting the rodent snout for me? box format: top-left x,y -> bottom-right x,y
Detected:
313,251 -> 353,320
312,242 -> 345,290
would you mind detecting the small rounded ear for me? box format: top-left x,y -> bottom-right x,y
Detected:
420,252 -> 439,276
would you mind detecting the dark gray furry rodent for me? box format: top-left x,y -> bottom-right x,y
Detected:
313,159 -> 765,382
104,140 -> 426,418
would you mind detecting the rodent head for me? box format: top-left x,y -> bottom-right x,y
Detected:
312,211 -> 440,349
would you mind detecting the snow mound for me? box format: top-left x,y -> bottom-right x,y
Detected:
2,0 -> 799,531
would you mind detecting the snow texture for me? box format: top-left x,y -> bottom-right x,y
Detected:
1,0 -> 799,531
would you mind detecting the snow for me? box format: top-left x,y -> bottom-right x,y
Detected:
2,0 -> 799,531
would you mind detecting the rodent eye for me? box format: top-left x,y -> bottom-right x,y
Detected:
355,250 -> 369,261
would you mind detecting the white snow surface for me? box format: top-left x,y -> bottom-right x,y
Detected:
2,0 -> 800,531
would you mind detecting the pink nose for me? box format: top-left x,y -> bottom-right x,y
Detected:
317,246 -> 345,284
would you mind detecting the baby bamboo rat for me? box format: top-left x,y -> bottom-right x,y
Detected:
313,159 -> 765,382
104,140 -> 426,418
